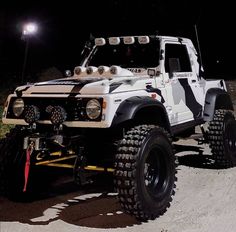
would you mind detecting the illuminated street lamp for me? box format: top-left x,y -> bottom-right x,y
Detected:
21,22 -> 38,83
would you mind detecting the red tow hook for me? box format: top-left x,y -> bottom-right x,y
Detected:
23,142 -> 34,192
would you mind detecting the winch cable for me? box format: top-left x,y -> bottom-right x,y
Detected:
23,142 -> 34,192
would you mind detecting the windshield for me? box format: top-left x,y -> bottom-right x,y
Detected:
87,39 -> 160,68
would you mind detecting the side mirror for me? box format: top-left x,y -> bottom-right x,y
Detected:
168,58 -> 180,78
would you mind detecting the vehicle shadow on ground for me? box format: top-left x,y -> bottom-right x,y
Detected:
0,170 -> 141,229
58,192 -> 141,228
174,144 -> 219,169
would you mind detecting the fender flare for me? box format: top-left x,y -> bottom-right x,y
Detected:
203,88 -> 234,121
111,96 -> 171,132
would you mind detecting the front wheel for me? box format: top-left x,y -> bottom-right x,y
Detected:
114,125 -> 177,221
208,109 -> 236,168
0,127 -> 33,199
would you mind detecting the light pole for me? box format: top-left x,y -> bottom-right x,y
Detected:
21,22 -> 38,83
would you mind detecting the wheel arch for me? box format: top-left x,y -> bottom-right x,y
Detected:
203,88 -> 234,121
111,96 -> 171,134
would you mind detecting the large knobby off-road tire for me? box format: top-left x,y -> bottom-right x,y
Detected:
0,127 -> 32,200
208,109 -> 236,168
114,125 -> 177,221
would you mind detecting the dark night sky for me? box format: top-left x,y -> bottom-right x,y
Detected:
0,1 -> 236,81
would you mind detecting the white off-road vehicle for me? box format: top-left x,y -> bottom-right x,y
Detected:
1,35 -> 236,220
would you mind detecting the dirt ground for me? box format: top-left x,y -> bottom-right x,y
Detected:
1,138 -> 236,232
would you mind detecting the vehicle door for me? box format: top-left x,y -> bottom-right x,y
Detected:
161,41 -> 203,125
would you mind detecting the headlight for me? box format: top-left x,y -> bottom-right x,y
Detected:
12,98 -> 25,117
86,99 -> 101,120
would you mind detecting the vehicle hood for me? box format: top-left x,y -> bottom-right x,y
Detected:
15,67 -> 150,96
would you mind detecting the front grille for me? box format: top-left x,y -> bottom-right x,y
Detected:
7,97 -> 103,122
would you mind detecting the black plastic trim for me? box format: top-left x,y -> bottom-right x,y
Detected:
203,88 -> 234,121
172,119 -> 204,135
111,96 -> 171,132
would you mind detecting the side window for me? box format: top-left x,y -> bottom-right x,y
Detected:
164,44 -> 192,73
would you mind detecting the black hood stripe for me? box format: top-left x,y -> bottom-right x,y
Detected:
68,85 -> 83,97
33,79 -> 92,97
109,83 -> 123,93
35,78 -> 97,86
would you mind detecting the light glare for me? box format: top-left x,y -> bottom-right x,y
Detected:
23,23 -> 38,35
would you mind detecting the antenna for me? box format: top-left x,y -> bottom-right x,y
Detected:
79,34 -> 94,66
194,24 -> 204,78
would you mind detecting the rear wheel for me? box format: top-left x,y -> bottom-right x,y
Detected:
114,125 -> 177,220
208,109 -> 236,168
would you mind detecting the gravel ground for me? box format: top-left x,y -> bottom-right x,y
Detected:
1,138 -> 236,232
